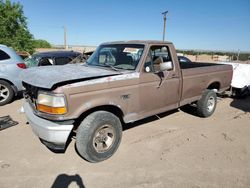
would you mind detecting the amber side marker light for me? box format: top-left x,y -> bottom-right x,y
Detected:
37,104 -> 67,115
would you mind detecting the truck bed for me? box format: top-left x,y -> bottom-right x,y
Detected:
179,61 -> 223,69
179,62 -> 233,106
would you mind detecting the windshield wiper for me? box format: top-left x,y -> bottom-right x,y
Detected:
85,63 -> 120,72
103,63 -> 120,72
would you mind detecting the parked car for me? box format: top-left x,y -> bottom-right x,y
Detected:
22,40 -> 232,162
24,51 -> 81,68
178,56 -> 192,63
0,44 -> 26,105
219,62 -> 250,97
68,51 -> 94,64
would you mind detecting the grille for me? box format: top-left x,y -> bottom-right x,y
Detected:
23,82 -> 39,103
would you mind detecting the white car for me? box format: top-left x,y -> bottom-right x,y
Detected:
0,44 -> 26,105
219,62 -> 250,97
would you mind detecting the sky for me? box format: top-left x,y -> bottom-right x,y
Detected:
13,0 -> 250,52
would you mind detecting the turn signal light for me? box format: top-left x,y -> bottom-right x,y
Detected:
37,104 -> 67,115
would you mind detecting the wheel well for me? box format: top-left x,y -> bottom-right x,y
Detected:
0,78 -> 17,93
0,78 -> 14,86
74,105 -> 124,129
207,82 -> 220,90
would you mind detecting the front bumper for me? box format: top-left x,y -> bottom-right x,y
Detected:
23,101 -> 74,150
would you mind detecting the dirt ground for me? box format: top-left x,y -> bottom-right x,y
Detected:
0,96 -> 250,188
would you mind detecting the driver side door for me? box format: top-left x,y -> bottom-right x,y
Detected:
138,45 -> 181,118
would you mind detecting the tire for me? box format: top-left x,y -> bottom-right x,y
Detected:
76,111 -> 122,163
197,90 -> 217,117
0,80 -> 14,106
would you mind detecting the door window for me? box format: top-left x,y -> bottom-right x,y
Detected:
144,45 -> 173,72
0,50 -> 10,60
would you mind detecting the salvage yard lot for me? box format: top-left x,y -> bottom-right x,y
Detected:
0,97 -> 250,188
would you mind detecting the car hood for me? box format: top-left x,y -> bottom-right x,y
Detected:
21,64 -> 120,89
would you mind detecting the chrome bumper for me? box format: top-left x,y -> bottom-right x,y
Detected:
23,101 -> 74,150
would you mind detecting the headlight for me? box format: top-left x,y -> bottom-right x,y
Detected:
36,92 -> 67,115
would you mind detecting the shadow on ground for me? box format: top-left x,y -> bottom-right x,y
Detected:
9,92 -> 23,104
179,104 -> 198,116
123,109 -> 179,131
51,174 -> 85,188
230,96 -> 250,112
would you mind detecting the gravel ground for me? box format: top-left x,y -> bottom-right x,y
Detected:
0,97 -> 250,188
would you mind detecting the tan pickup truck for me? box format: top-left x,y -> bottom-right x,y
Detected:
22,41 -> 233,162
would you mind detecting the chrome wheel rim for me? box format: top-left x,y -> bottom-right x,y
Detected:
93,125 -> 116,153
207,96 -> 215,112
0,84 -> 10,103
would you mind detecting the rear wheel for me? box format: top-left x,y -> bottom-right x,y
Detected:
197,90 -> 217,117
0,80 -> 14,106
76,111 -> 122,163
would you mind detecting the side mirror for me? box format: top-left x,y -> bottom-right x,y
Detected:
160,61 -> 173,71
153,56 -> 173,72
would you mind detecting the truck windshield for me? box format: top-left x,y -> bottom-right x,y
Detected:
86,44 -> 144,70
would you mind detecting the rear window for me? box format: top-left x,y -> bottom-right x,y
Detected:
0,50 -> 10,60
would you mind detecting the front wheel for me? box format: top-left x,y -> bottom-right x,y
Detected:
197,90 -> 217,117
76,111 -> 122,163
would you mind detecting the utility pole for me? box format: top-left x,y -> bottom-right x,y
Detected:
162,11 -> 168,41
237,49 -> 240,62
63,26 -> 68,49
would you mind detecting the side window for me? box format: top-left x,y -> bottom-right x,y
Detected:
38,58 -> 53,66
0,50 -> 11,60
153,46 -> 171,62
55,57 -> 72,65
144,45 -> 173,73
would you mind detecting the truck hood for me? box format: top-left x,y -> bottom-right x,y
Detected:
21,64 -> 120,89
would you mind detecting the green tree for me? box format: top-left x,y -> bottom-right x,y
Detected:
0,0 -> 34,53
33,39 -> 51,48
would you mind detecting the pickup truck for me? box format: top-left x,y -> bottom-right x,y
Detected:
21,41 -> 233,163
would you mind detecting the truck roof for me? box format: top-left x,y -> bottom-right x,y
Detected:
101,40 -> 172,45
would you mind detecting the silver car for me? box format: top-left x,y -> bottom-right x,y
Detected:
0,44 -> 26,105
